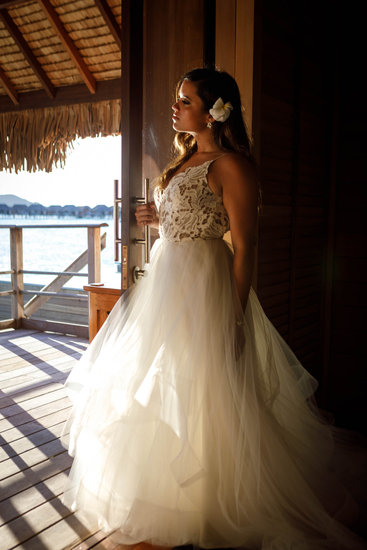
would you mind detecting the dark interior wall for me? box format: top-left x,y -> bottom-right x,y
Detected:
326,8 -> 366,432
254,1 -> 366,431
255,1 -> 331,380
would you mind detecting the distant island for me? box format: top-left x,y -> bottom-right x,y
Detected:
0,194 -> 113,218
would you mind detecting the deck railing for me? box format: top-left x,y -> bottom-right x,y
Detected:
0,223 -> 108,337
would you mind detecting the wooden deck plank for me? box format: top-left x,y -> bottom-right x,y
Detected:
0,329 -> 103,549
0,407 -> 71,444
1,437 -> 67,478
1,450 -> 72,501
2,369 -> 68,395
0,469 -> 70,526
0,396 -> 72,431
0,359 -> 75,391
0,329 -> 40,342
0,344 -> 70,367
0,329 -> 172,550
69,531 -> 110,549
86,537 -> 120,549
0,335 -> 84,357
0,497 -> 92,549
0,352 -> 80,382
0,341 -> 85,372
0,387 -> 67,418
0,335 -> 78,354
0,421 -> 65,461
1,341 -> 85,363
0,329 -> 84,357
89,542 -> 171,550
0,375 -> 69,408
0,336 -> 86,358
19,517 -> 97,550
0,349 -> 76,375
0,344 -> 60,362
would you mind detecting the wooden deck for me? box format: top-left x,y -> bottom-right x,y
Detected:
0,328 -> 165,550
1,329 -> 366,550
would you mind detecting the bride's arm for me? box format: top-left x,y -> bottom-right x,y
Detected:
215,155 -> 259,313
135,201 -> 159,230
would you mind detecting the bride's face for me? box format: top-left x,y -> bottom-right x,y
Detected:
172,80 -> 209,134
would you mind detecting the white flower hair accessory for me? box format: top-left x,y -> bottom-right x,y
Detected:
209,97 -> 233,123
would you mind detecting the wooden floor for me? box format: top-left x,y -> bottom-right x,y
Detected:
0,328 -> 166,550
1,329 -> 366,550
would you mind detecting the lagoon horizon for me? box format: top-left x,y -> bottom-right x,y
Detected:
0,215 -> 120,290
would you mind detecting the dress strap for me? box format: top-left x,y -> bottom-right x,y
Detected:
207,153 -> 228,167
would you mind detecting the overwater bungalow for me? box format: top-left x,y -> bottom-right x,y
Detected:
46,205 -> 63,217
61,205 -> 78,218
91,205 -> 113,218
27,203 -> 47,217
0,1 -> 366,549
10,203 -> 28,216
0,203 -> 11,216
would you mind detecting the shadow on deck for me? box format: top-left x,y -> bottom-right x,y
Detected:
0,328 -> 161,550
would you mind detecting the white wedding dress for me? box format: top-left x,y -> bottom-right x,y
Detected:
62,160 -> 365,549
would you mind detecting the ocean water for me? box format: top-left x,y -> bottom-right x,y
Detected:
0,216 -> 121,289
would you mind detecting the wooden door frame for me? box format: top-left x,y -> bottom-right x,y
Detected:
120,0 -> 144,289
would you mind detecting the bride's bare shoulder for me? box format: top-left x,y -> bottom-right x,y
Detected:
216,152 -> 255,172
211,152 -> 258,191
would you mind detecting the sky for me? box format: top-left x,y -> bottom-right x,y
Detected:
0,135 -> 121,207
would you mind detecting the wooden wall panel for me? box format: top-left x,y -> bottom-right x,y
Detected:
254,1 -> 366,431
215,0 -> 236,76
216,0 -> 254,135
255,1 -> 331,385
234,0 -> 254,134
215,0 -> 257,281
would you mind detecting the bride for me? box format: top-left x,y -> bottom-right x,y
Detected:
62,67 -> 365,550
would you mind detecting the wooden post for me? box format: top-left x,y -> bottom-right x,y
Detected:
88,227 -> 101,283
10,227 -> 24,326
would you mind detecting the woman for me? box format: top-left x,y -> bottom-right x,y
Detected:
62,68 -> 365,550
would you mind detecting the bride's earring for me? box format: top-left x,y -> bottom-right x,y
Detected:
207,121 -> 212,128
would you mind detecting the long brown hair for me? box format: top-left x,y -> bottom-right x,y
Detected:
158,67 -> 254,190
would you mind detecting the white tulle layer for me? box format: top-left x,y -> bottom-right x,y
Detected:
62,237 -> 365,550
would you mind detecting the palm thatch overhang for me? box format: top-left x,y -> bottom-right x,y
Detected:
0,0 -> 121,172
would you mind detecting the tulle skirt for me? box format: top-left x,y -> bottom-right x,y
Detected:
62,237 -> 365,549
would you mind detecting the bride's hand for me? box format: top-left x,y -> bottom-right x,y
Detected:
135,201 -> 159,228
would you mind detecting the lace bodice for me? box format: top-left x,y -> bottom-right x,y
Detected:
154,159 -> 230,242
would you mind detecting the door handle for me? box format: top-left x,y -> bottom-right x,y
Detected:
133,177 -> 150,282
114,179 -> 122,262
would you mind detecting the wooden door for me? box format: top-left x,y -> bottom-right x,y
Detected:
119,0 -> 213,289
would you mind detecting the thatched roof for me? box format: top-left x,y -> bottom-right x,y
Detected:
0,0 -> 121,172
